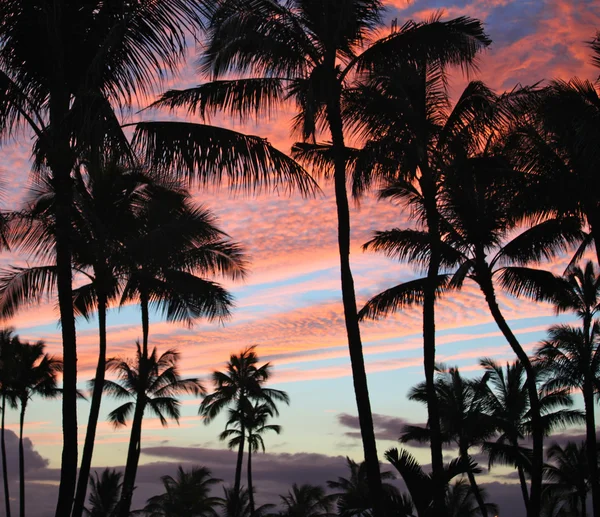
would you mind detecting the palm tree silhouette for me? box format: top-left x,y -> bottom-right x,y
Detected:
279,484 -> 333,517
200,346 -> 289,499
83,469 -> 123,517
220,401 -> 282,514
220,486 -> 275,517
103,346 -> 204,517
157,4 -> 490,511
536,261 -> 600,517
543,441 -> 590,517
327,457 -> 398,516
479,358 -> 583,512
445,479 -> 497,517
400,366 -> 496,517
12,339 -> 62,517
0,329 -> 18,517
142,466 -> 222,517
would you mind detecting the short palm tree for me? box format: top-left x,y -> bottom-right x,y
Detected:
158,4 -> 491,512
83,469 -> 122,517
12,340 -> 61,517
543,441 -> 590,517
445,479 -> 497,517
220,402 -> 282,515
327,457 -> 398,517
536,261 -> 600,517
400,366 -> 496,517
220,486 -> 274,517
279,484 -> 333,517
200,347 -> 289,498
479,358 -> 583,512
142,466 -> 222,517
103,346 -> 204,517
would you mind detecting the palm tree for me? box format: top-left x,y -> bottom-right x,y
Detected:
157,5 -> 490,511
384,447 -> 493,517
543,441 -> 590,517
0,329 -> 18,517
445,479 -> 497,517
400,366 -> 496,517
536,262 -> 600,517
142,466 -> 222,517
200,347 -> 289,498
83,469 -> 122,517
12,340 -> 62,517
479,358 -> 584,513
0,5 -> 315,514
220,401 -> 282,515
279,484 -> 333,517
220,487 -> 275,517
327,457 -> 399,517
103,346 -> 204,517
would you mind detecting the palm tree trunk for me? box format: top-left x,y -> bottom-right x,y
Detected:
476,268 -> 542,517
18,401 -> 25,517
583,381 -> 599,517
117,399 -> 145,517
422,179 -> 447,517
140,291 -> 150,358
1,393 -> 11,517
247,444 -> 254,516
460,447 -> 488,517
234,422 -> 245,495
72,292 -> 108,517
588,211 -> 600,268
325,75 -> 384,517
516,463 -> 530,510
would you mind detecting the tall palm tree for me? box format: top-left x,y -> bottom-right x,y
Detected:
479,358 -> 583,513
400,366 -> 496,517
536,262 -> 600,517
0,5 -> 315,514
83,469 -> 122,517
200,347 -> 289,498
156,5 -> 490,511
279,484 -> 333,517
543,441 -> 590,517
220,401 -> 282,515
103,345 -> 204,517
142,466 -> 222,517
12,340 -> 62,517
0,329 -> 18,517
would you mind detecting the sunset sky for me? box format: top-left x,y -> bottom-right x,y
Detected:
1,0 -> 600,515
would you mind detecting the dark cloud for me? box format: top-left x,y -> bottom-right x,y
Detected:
337,413 -> 426,442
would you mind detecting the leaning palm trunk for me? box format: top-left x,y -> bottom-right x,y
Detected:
247,443 -> 254,516
460,446 -> 488,517
422,187 -> 448,517
325,83 -> 384,516
72,291 -> 108,517
476,267 -> 542,517
583,380 -> 600,517
18,401 -> 26,517
1,393 -> 11,517
117,397 -> 145,517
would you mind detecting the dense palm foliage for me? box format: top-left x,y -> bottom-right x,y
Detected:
83,469 -> 123,517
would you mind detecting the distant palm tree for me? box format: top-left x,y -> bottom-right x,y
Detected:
536,262 -> 600,517
543,441 -> 590,517
143,466 -> 222,517
445,479 -> 498,517
0,329 -> 18,517
479,358 -> 583,512
220,401 -> 282,515
159,4 -> 490,511
327,457 -> 398,517
200,347 -> 289,498
400,366 -> 496,517
279,484 -> 333,517
12,339 -> 61,517
103,346 -> 204,517
83,469 -> 122,517
220,486 -> 275,517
